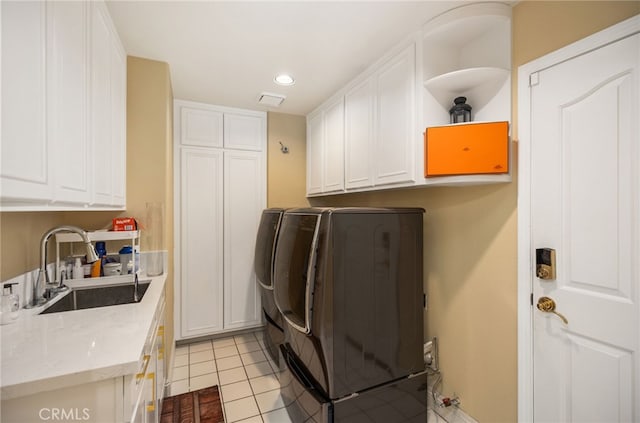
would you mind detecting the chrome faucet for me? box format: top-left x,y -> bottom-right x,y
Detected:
134,273 -> 140,302
29,226 -> 99,307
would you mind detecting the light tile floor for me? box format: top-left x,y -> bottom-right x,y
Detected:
167,330 -> 295,423
168,330 -> 452,423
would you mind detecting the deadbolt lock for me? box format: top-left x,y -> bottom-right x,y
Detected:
536,248 -> 556,280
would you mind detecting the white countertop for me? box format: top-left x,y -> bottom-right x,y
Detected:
0,273 -> 166,400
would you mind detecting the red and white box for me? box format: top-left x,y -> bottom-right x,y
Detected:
113,217 -> 137,231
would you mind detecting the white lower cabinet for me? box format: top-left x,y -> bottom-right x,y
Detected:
127,298 -> 165,423
175,101 -> 266,340
0,297 -> 166,423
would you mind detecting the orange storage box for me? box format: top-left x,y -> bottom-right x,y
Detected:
424,121 -> 509,177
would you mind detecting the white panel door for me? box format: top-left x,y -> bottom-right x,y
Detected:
90,2 -> 113,206
180,105 -> 223,148
224,112 -> 265,151
180,148 -> 224,337
322,97 -> 345,193
345,77 -> 375,189
48,1 -> 90,205
530,33 -> 639,422
306,111 -> 323,195
0,1 -> 51,203
374,44 -> 416,186
223,150 -> 263,330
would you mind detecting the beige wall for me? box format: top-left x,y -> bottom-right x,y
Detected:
266,112 -> 309,208
126,56 -> 175,363
310,179 -> 518,422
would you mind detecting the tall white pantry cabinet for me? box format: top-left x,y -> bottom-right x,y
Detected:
174,100 -> 266,340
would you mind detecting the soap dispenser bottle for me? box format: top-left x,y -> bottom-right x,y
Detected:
73,257 -> 84,280
1,283 -> 20,324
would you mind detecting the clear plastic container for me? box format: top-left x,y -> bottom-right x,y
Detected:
119,246 -> 133,274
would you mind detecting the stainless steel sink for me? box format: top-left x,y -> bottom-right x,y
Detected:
40,281 -> 150,314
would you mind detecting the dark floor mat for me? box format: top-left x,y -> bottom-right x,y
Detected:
160,385 -> 224,423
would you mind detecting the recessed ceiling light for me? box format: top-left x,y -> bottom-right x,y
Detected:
274,73 -> 295,86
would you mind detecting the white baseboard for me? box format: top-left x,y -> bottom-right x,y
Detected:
428,373 -> 478,423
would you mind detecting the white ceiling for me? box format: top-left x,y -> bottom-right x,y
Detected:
106,1 -> 473,116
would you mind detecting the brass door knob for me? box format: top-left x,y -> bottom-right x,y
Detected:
536,296 -> 569,324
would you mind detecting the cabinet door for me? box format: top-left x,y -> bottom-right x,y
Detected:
144,353 -> 157,423
374,44 -> 416,186
89,2 -> 126,208
90,2 -> 114,206
180,148 -> 224,337
223,150 -> 264,330
155,312 -> 165,419
224,112 -> 265,151
345,78 -> 375,189
48,1 -> 91,205
110,32 -> 127,207
306,111 -> 323,195
179,105 -> 223,148
0,1 -> 52,204
322,97 -> 345,193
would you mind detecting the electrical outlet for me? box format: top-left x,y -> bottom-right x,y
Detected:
423,337 -> 438,371
430,336 -> 438,371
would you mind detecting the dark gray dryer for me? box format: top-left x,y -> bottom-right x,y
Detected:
274,207 -> 428,422
254,208 -> 286,365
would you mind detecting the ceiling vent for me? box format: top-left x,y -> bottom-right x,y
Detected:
258,92 -> 286,107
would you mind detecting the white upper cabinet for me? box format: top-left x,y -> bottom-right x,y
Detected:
345,78 -> 375,189
91,1 -> 114,206
90,1 -> 127,207
306,39 -> 417,196
176,100 -> 265,151
322,97 -> 345,193
306,111 -> 323,195
48,1 -> 91,205
179,105 -> 223,148
110,30 -> 127,208
305,3 -> 512,196
374,44 -> 416,186
224,112 -> 266,151
0,0 -> 127,210
1,2 -> 51,204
